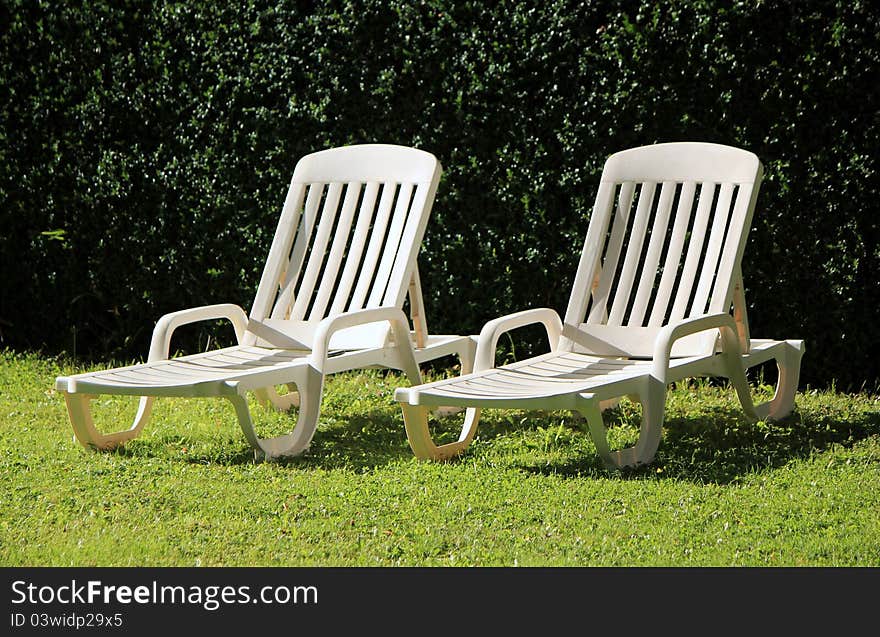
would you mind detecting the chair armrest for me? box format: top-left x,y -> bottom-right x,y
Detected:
652,313 -> 742,383
148,303 -> 249,362
474,308 -> 563,372
309,306 -> 414,373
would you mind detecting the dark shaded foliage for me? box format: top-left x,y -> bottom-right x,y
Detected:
1,0 -> 877,390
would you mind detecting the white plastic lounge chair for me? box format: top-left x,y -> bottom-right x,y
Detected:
395,142 -> 805,469
56,144 -> 475,460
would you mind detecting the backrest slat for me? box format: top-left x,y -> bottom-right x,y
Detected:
647,181 -> 696,326
688,182 -> 734,318
347,183 -> 397,311
587,181 -> 636,324
367,183 -> 415,307
607,181 -> 656,325
384,182 -> 436,307
562,180 -> 617,327
270,182 -> 325,320
247,181 -> 306,328
629,180 -> 676,326
328,182 -> 381,315
289,182 -> 344,320
667,182 -> 715,323
709,182 -> 758,315
306,182 -> 362,320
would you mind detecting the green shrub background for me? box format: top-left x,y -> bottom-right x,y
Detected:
1,0 -> 877,390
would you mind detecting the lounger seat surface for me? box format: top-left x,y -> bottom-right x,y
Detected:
56,346 -> 307,396
399,339 -> 796,408
57,332 -> 469,397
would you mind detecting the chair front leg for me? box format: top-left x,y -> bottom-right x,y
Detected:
577,376 -> 666,470
227,366 -> 323,462
402,404 -> 482,461
65,394 -> 154,451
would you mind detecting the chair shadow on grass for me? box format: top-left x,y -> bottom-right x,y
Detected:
511,401 -> 880,484
145,403 -> 545,470
110,386 -> 879,482
289,398 -> 879,481
142,407 -> 423,470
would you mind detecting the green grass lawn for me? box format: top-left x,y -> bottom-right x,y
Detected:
1,349 -> 878,566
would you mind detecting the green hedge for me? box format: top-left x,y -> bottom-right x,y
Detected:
2,0 -> 878,390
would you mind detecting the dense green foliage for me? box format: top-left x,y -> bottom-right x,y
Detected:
2,351 -> 879,565
1,1 -> 877,390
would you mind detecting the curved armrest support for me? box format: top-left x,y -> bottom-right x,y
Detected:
652,313 -> 741,383
310,306 -> 415,374
474,308 -> 563,373
148,303 -> 249,362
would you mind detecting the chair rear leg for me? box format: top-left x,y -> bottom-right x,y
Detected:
65,394 -> 154,451
229,368 -> 323,462
402,404 -> 482,461
578,376 -> 666,469
754,340 -> 805,420
254,384 -> 301,411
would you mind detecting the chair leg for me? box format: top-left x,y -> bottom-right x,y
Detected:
722,346 -> 759,422
254,384 -> 300,411
753,340 -> 805,420
577,376 -> 666,470
569,396 -> 621,423
228,367 -> 324,462
402,404 -> 482,461
65,394 -> 154,451
458,337 -> 477,375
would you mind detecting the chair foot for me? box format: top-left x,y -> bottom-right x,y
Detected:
402,404 -> 481,460
578,377 -> 666,470
229,368 -> 324,461
65,394 -> 154,451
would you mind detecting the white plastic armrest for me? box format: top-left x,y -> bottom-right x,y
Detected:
652,313 -> 742,383
309,307 -> 414,373
148,303 -> 249,362
473,308 -> 563,373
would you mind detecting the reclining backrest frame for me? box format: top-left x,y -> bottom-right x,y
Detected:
560,142 -> 763,358
243,144 -> 442,349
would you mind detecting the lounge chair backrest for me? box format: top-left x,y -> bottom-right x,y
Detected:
561,142 -> 763,358
244,144 -> 442,349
